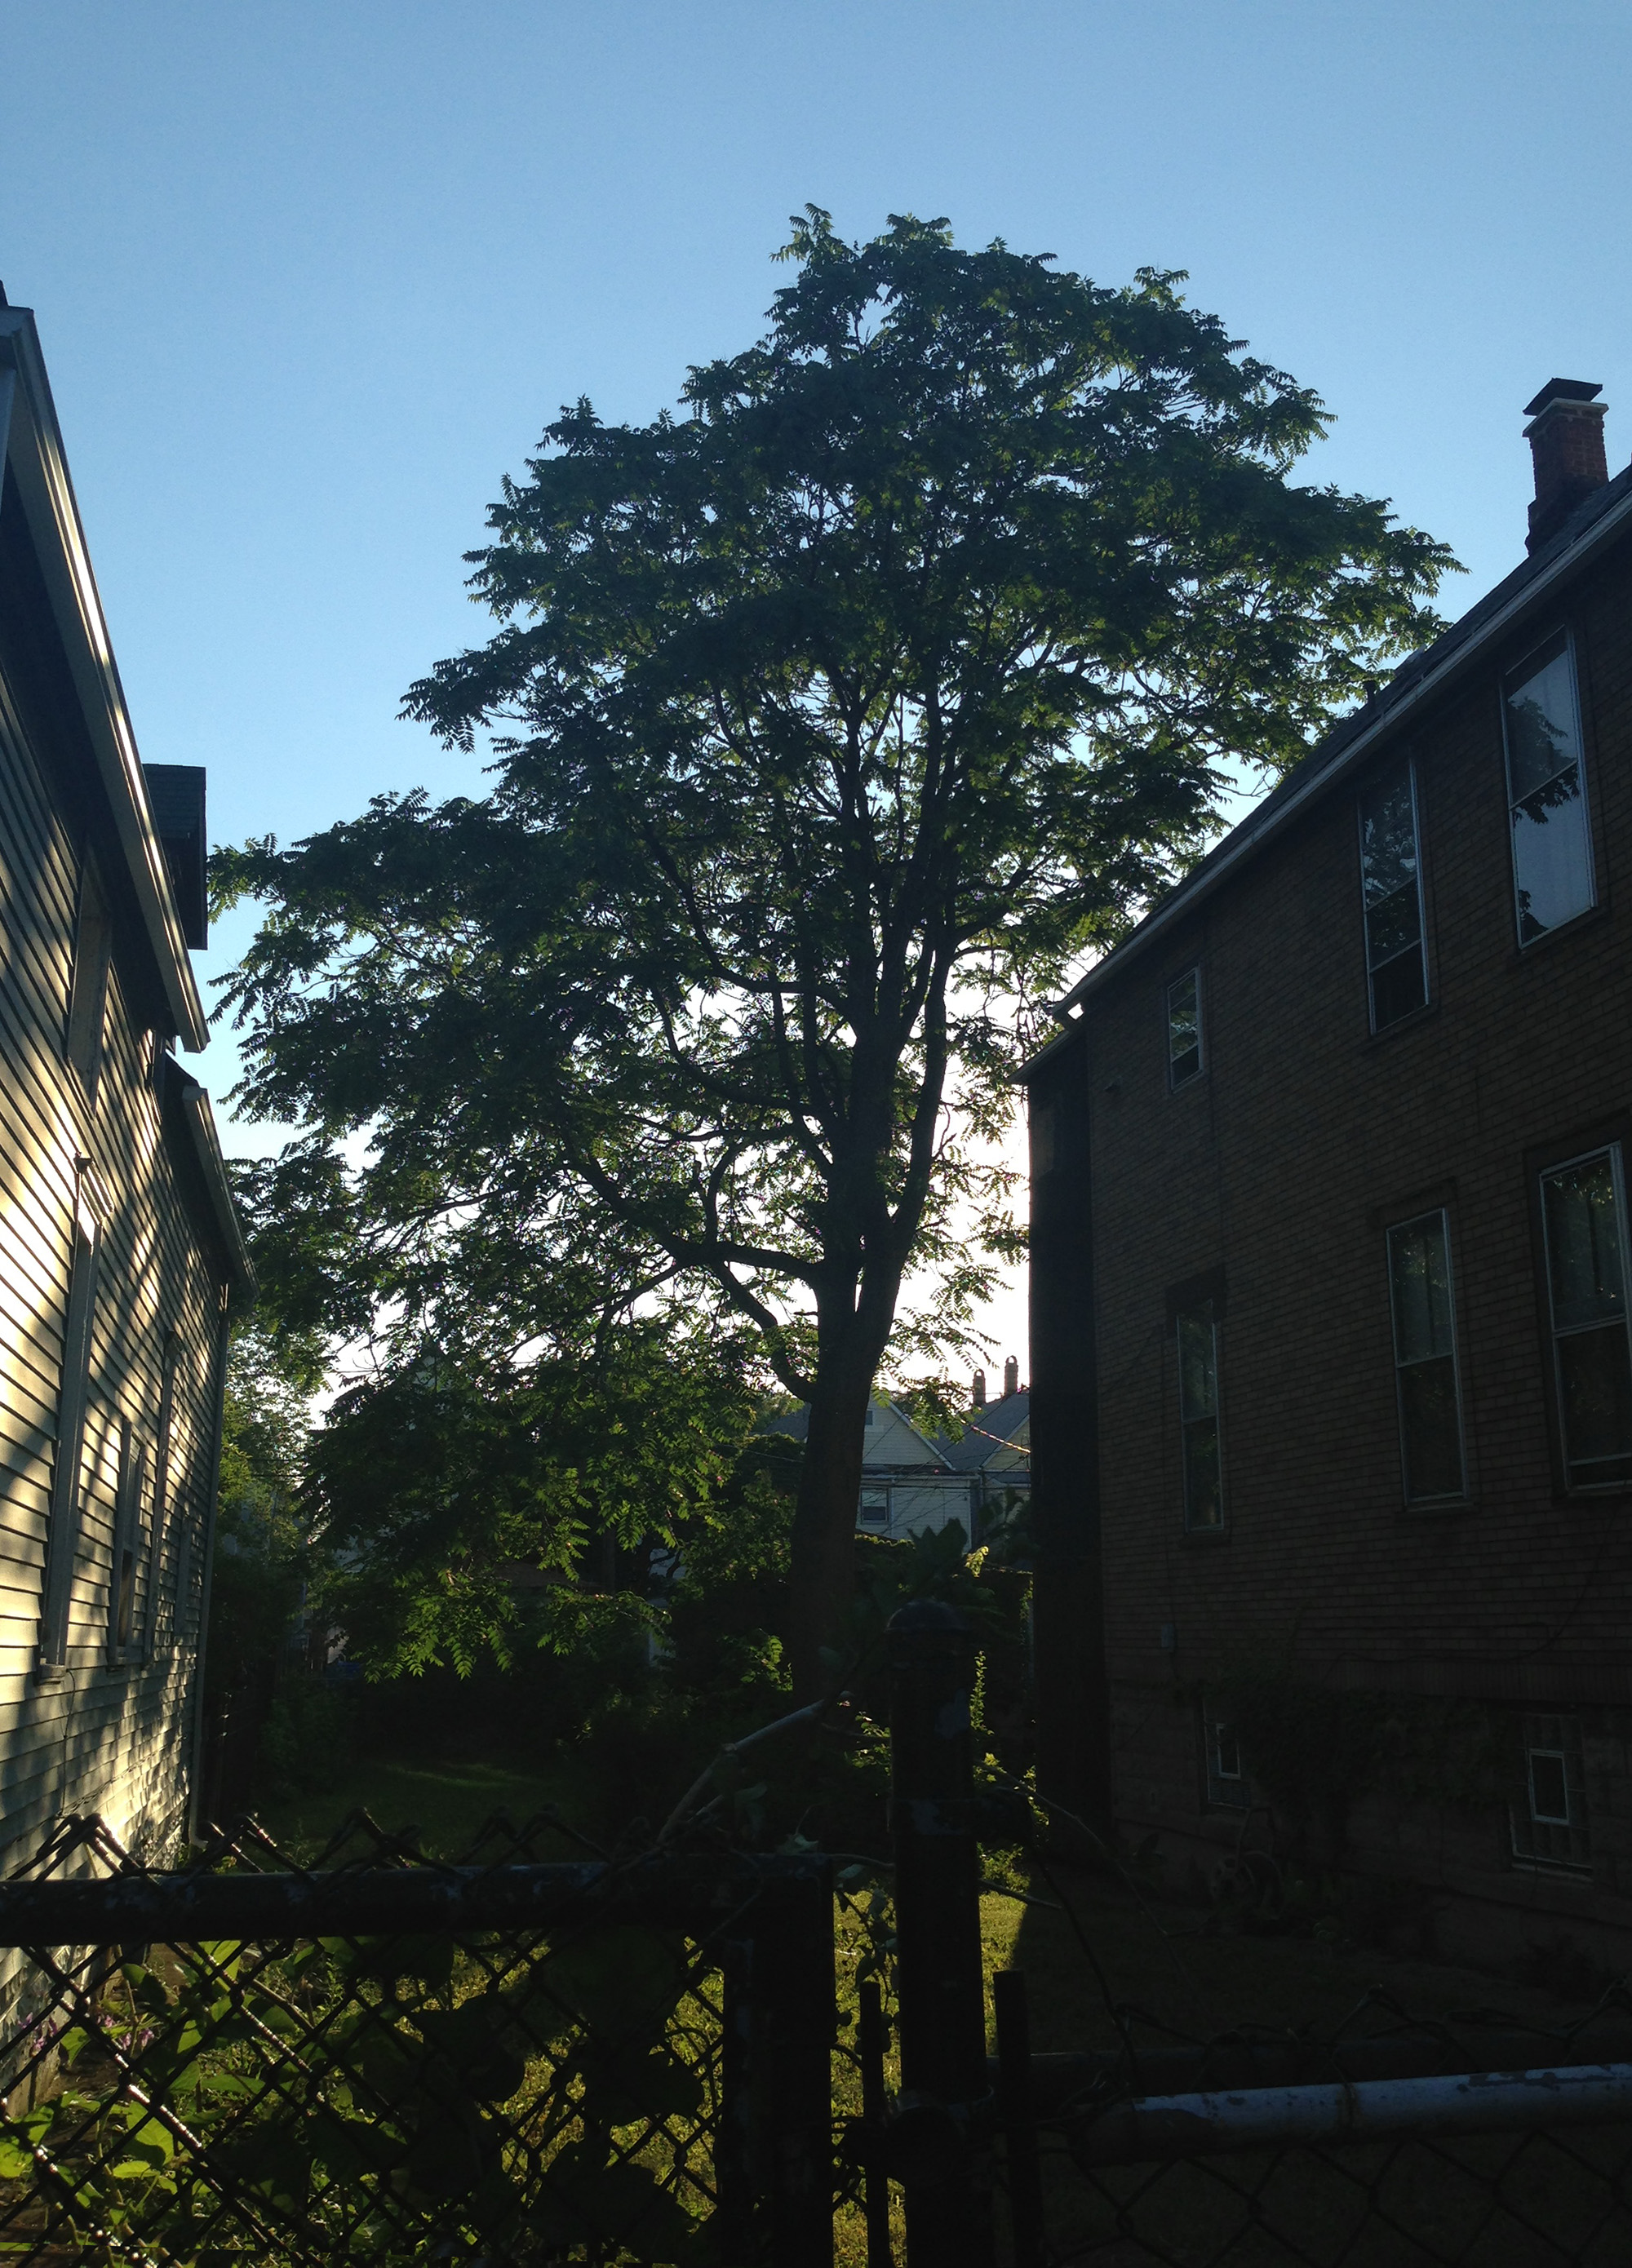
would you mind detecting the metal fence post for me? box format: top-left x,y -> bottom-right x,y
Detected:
756,1867 -> 836,2267
888,1600 -> 996,2268
995,1969 -> 1045,2268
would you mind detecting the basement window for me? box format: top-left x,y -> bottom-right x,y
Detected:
1166,968 -> 1203,1088
1204,1706 -> 1250,1809
1539,1145 -> 1632,1490
1510,1713 -> 1591,1874
1503,631 -> 1594,946
1359,759 -> 1427,1029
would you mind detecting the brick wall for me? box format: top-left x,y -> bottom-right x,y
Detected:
1036,520 -> 1632,1960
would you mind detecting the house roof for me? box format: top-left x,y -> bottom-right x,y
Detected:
759,1390 -> 1031,1474
933,1391 -> 1031,1471
0,303 -> 210,1051
1022,452 -> 1632,1075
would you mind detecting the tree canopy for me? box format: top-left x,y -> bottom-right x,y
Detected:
217,210 -> 1454,1691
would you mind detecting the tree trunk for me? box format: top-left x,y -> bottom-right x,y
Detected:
787,1353 -> 879,1702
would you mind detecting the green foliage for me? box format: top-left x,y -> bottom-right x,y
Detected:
205,1323 -> 315,1723
1209,1668 -> 1505,1848
0,1928 -> 726,2263
211,208 -> 1454,1677
304,1325 -> 764,1680
256,1676 -> 354,1803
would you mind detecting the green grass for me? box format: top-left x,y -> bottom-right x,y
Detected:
250,1751 -> 583,1863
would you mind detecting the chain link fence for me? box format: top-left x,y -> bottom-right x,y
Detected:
988,1982 -> 1632,2266
0,1809 -> 835,2266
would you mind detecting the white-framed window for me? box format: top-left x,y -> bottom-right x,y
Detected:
39,1181 -> 101,1673
1510,1712 -> 1591,1874
858,1487 -> 890,1530
66,857 -> 113,1101
1359,758 -> 1428,1030
145,1328 -> 181,1654
108,1421 -> 149,1664
1502,631 -> 1595,946
1539,1145 -> 1632,1490
1386,1209 -> 1466,1502
1166,968 -> 1203,1089
1177,1305 -> 1222,1530
1204,1704 -> 1250,1809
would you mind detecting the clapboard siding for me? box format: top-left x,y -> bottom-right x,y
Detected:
0,381 -> 241,1873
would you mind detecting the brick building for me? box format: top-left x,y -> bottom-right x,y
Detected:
1023,379 -> 1632,1969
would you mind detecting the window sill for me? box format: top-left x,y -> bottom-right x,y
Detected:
1510,899 -> 1611,967
1364,998 -> 1439,1049
1400,1496 -> 1476,1518
1508,1857 -> 1594,1883
1181,1526 -> 1231,1547
33,1661 -> 65,1687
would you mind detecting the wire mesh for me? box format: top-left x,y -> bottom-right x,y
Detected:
0,1809 -> 793,2266
1010,1989 -> 1632,2268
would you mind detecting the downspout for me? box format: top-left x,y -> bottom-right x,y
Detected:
185,1305 -> 232,1845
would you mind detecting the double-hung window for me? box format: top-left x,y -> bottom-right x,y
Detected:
1359,760 -> 1427,1029
1167,969 -> 1203,1087
1177,1305 -> 1223,1529
40,1182 -> 101,1672
1539,1146 -> 1632,1489
858,1486 -> 890,1531
1502,632 -> 1594,944
108,1421 -> 148,1663
1386,1210 -> 1466,1501
66,858 -> 113,1101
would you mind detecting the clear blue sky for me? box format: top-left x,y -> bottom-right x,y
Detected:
4,1 -> 1630,1375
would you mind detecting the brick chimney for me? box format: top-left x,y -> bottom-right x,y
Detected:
972,1368 -> 986,1408
1004,1355 -> 1019,1399
1524,379 -> 1608,553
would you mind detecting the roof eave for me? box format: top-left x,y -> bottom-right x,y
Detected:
1023,476 -> 1632,1068
172,1071 -> 256,1308
0,309 -> 209,1050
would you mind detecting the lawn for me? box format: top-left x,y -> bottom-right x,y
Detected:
250,1750 -> 583,1863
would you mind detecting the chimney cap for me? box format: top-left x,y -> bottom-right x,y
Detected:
1523,378 -> 1603,418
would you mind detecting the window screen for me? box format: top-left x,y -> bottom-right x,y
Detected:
1539,1146 -> 1632,1489
1503,633 -> 1594,944
1386,1210 -> 1465,1500
1177,1305 -> 1222,1529
1167,969 -> 1203,1087
1359,760 -> 1427,1029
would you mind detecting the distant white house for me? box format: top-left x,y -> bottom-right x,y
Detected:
763,1363 -> 1031,1543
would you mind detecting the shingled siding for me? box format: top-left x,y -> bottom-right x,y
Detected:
1035,516 -> 1632,1967
0,631 -> 227,1880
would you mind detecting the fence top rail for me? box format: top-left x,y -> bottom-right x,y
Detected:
1012,2018 -> 1632,2111
0,1849 -> 834,1947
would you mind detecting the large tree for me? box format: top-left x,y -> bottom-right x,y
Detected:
218,210 -> 1453,1695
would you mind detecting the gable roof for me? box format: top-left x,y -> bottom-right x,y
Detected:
1023,454 -> 1632,1074
933,1390 -> 1031,1472
760,1393 -> 955,1470
0,303 -> 209,1050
